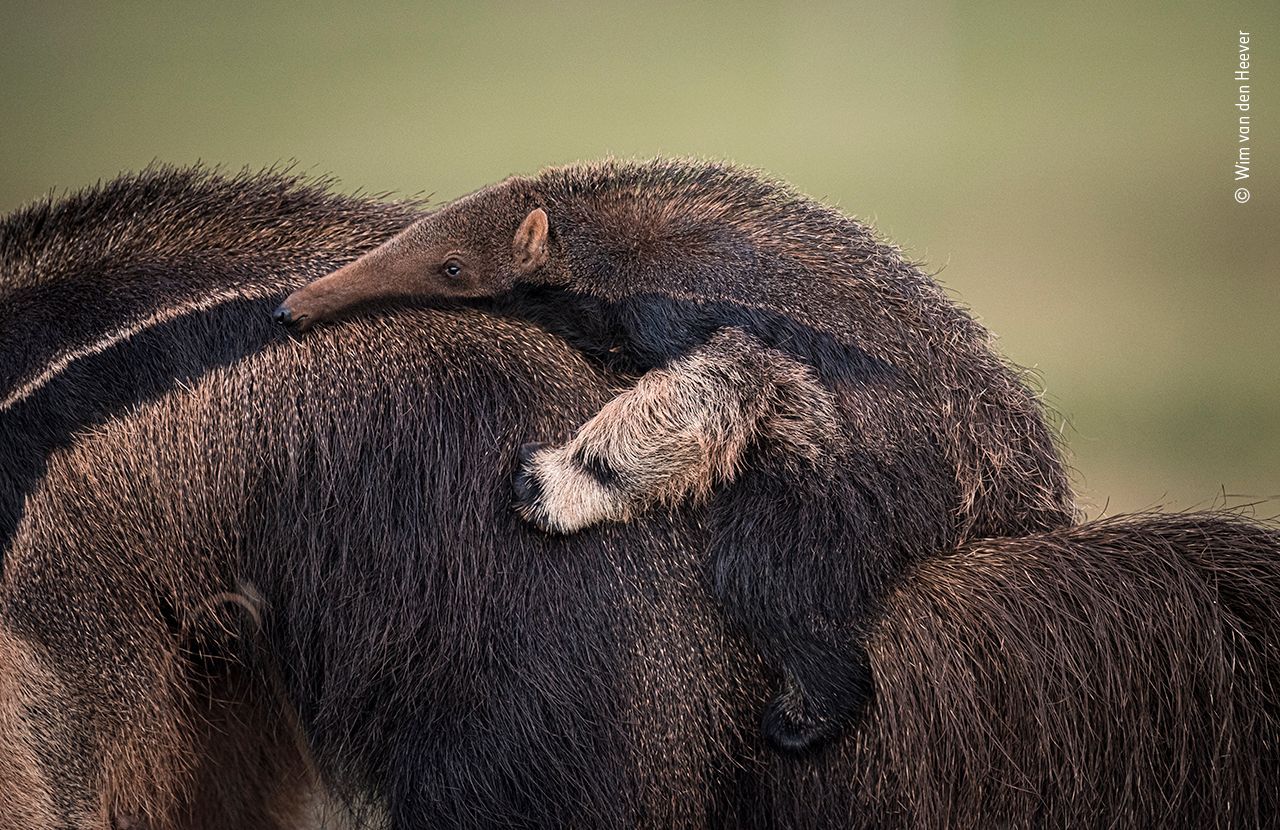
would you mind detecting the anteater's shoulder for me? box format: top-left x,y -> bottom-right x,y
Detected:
0,166 -> 422,293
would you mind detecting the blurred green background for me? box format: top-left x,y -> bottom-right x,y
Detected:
2,1 -> 1275,516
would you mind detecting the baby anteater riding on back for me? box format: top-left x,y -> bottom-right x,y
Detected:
275,158 -> 1076,753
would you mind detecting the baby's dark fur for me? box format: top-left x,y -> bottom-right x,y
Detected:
2,169 -> 1279,827
278,158 -> 1077,750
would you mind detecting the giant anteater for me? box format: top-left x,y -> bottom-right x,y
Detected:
274,158 -> 1077,752
0,167 -> 1277,828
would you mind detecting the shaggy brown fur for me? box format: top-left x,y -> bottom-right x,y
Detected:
1,168 -> 1278,828
0,627 -> 59,826
276,158 -> 1078,751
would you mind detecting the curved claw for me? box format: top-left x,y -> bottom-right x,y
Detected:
512,442 -> 554,532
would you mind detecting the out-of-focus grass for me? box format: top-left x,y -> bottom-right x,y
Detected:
2,0 -> 1275,515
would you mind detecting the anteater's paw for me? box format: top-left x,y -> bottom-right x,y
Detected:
761,666 -> 873,756
512,442 -> 627,534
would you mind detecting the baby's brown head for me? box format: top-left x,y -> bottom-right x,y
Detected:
274,179 -> 551,331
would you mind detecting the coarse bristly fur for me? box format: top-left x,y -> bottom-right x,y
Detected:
275,157 -> 1079,751
1,166 -> 1278,829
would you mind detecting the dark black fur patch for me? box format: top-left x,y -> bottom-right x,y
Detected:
0,297 -> 290,557
574,449 -> 621,489
494,286 -> 897,386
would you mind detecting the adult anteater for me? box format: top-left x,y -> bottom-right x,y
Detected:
0,168 -> 1276,829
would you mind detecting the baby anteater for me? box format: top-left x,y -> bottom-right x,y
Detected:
275,158 -> 1076,753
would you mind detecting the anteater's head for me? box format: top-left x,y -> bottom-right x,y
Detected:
274,179 -> 551,331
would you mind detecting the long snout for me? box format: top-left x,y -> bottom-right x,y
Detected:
274,260 -> 373,332
273,248 -> 406,332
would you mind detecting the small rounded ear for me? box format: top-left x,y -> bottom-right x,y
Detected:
512,208 -> 550,274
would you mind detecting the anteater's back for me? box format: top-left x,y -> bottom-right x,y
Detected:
537,157 -> 1076,542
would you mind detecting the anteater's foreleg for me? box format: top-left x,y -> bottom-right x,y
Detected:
512,327 -> 841,534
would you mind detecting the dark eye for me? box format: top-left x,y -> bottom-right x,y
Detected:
443,259 -> 463,278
